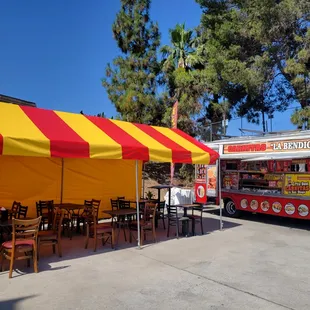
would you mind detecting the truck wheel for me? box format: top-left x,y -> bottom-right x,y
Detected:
224,199 -> 240,218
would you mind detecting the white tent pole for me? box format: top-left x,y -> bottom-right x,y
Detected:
135,160 -> 141,249
217,159 -> 223,231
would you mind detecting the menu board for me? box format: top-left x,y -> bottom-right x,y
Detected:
264,174 -> 283,188
196,164 -> 206,183
206,166 -> 217,197
284,174 -> 310,196
223,172 -> 239,190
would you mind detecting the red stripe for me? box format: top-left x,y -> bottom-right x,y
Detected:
134,124 -> 192,163
86,116 -> 149,160
172,128 -> 219,164
21,106 -> 89,158
0,134 -> 3,155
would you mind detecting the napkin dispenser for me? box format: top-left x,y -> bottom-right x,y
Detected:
0,208 -> 8,222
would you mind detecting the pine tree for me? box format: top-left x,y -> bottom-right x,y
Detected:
102,0 -> 163,125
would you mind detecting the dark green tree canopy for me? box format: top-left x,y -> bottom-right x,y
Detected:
102,0 -> 164,125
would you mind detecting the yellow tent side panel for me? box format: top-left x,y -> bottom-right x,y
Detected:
0,156 -> 62,217
0,157 -> 142,219
62,158 -> 142,216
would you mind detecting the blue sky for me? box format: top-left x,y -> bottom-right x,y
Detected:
0,0 -> 297,137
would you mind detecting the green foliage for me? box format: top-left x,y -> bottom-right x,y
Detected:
102,0 -> 165,125
291,107 -> 310,129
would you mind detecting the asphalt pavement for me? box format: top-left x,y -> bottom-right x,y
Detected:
0,210 -> 310,310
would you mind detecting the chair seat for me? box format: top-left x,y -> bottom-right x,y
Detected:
38,230 -> 57,240
2,240 -> 34,249
91,223 -> 112,234
188,215 -> 201,220
130,220 -> 152,228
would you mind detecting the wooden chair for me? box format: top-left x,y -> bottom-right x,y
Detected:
0,217 -> 41,278
157,201 -> 166,229
10,201 -> 21,219
91,199 -> 101,220
129,202 -> 157,246
17,205 -> 28,219
38,208 -> 65,258
85,208 -> 114,252
36,200 -> 54,230
78,200 -> 98,234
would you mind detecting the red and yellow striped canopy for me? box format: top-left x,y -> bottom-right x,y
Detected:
0,102 -> 219,164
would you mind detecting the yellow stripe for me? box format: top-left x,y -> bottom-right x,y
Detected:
111,120 -> 172,162
0,102 -> 50,157
55,111 -> 122,159
153,126 -> 211,164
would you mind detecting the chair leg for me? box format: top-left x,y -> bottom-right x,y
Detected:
140,229 -> 143,246
0,249 -> 3,272
123,225 -> 127,242
9,250 -> 14,279
201,215 -> 204,235
52,244 -> 56,254
167,219 -> 170,237
58,240 -> 62,257
94,234 -> 97,252
33,243 -> 38,274
85,225 -> 89,249
111,230 -> 115,249
162,216 -> 166,230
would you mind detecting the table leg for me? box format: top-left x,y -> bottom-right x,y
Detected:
155,190 -> 160,228
182,209 -> 189,237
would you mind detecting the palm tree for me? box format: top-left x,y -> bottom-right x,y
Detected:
161,23 -> 201,71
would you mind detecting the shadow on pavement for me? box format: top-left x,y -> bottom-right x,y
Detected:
0,214 -> 241,277
0,295 -> 38,310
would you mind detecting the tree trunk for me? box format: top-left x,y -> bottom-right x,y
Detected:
262,111 -> 266,132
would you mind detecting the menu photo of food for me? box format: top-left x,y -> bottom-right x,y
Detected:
261,201 -> 270,212
298,204 -> 309,217
284,203 -> 295,215
197,185 -> 205,198
250,200 -> 258,210
272,202 -> 282,213
240,199 -> 248,209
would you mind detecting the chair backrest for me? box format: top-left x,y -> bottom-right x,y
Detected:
36,200 -> 54,216
11,201 -> 21,218
159,201 -> 165,209
52,208 -> 65,238
119,200 -> 131,209
110,199 -> 119,210
167,205 -> 178,218
12,217 -> 42,243
17,205 -> 28,219
91,199 -> 101,207
143,203 -> 157,227
117,196 -> 125,200
84,200 -> 92,206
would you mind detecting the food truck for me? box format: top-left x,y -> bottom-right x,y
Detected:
202,131 -> 310,219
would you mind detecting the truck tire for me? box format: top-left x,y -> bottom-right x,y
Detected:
224,199 -> 241,218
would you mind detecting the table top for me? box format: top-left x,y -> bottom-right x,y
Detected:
150,185 -> 173,190
54,203 -> 86,210
119,199 -> 149,204
102,208 -> 139,216
177,204 -> 201,208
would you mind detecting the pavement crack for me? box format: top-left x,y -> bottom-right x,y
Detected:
135,250 -> 295,310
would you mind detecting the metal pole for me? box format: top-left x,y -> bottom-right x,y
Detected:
60,158 -> 64,203
135,160 -> 141,249
217,159 -> 223,231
